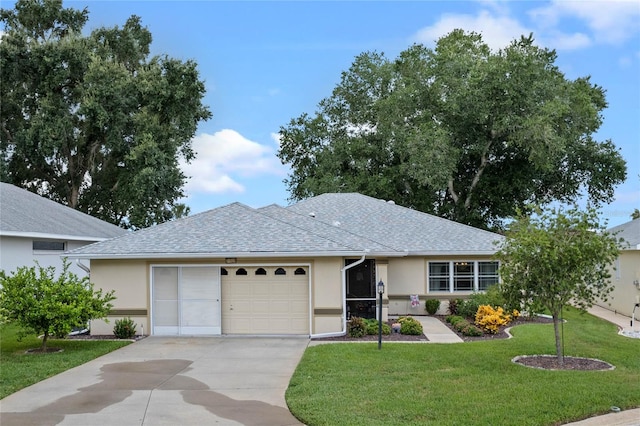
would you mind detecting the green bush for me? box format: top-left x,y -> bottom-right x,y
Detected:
113,317 -> 137,339
424,299 -> 441,315
461,324 -> 483,336
348,316 -> 366,338
364,319 -> 391,335
448,298 -> 463,315
398,316 -> 423,335
446,315 -> 464,325
458,288 -> 507,319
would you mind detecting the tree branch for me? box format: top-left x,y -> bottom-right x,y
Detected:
464,139 -> 492,209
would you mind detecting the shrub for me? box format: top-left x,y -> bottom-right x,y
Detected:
446,315 -> 464,325
364,319 -> 391,335
461,324 -> 483,336
398,316 -> 423,335
348,316 -> 366,337
458,298 -> 481,319
113,317 -> 137,339
448,298 -> 463,315
458,288 -> 507,319
424,299 -> 441,315
474,305 -> 512,334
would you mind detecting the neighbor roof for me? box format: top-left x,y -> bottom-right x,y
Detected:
0,182 -> 126,241
67,193 -> 503,259
608,218 -> 640,250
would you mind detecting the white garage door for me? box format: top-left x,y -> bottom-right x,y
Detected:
152,266 -> 221,336
221,266 -> 309,335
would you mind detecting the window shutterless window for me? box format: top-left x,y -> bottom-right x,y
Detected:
33,241 -> 65,251
478,261 -> 499,290
428,261 -> 500,292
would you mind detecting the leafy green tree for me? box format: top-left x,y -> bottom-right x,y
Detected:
631,209 -> 640,220
0,0 -> 211,229
0,260 -> 115,351
277,30 -> 626,230
495,206 -> 621,364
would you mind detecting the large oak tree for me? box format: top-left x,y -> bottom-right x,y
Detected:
1,0 -> 211,229
277,30 -> 626,230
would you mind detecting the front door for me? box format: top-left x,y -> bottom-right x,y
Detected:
345,259 -> 376,319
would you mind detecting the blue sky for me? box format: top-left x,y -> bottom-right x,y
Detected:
9,1 -> 640,227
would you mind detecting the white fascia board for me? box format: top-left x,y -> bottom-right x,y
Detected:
408,250 -> 498,256
0,231 -> 109,242
63,250 -> 408,260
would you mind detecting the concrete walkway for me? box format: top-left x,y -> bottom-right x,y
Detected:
417,316 -> 464,343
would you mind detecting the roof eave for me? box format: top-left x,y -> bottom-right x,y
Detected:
63,250 -> 409,260
1,231 -> 114,242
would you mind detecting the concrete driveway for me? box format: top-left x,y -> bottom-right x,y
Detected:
0,336 -> 309,426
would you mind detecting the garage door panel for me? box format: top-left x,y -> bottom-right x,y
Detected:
222,267 -> 309,335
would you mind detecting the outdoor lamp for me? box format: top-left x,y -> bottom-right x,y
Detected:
377,280 -> 384,349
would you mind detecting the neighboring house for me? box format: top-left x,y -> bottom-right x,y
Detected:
0,182 -> 126,277
598,218 -> 640,318
66,193 -> 503,337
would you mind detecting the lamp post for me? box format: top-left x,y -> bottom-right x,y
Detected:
377,280 -> 385,350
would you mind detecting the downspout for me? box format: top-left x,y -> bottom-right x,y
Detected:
310,251 -> 368,339
76,259 -> 90,276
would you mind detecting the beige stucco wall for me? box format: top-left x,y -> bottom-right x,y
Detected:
311,257 -> 343,334
598,250 -> 640,317
89,259 -> 149,335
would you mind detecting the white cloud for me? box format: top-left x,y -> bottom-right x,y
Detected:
530,0 -> 640,45
180,129 -> 285,195
547,31 -> 591,50
413,10 -> 532,51
270,132 -> 282,147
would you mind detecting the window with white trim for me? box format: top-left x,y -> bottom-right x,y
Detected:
428,261 -> 499,292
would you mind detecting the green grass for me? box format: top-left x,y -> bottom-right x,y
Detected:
0,323 -> 130,399
286,308 -> 640,426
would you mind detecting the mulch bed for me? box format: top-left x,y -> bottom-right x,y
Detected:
437,314 -> 555,342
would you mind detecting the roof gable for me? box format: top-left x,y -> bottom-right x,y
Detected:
0,183 -> 126,240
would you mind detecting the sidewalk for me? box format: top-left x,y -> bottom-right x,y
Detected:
587,305 -> 637,332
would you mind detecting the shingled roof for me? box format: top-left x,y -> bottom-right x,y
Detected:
67,193 -> 503,259
0,183 -> 126,241
608,218 -> 640,250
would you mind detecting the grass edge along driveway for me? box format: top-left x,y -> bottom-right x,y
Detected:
286,308 -> 640,426
0,324 -> 131,400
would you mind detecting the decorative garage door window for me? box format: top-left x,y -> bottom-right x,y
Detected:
428,261 -> 499,292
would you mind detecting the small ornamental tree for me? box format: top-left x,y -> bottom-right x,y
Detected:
0,259 -> 115,351
495,206 -> 621,364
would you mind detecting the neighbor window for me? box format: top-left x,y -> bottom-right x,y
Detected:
255,268 -> 267,275
294,267 -> 306,275
428,261 -> 500,293
33,241 -> 65,251
274,267 -> 286,275
235,268 -> 247,276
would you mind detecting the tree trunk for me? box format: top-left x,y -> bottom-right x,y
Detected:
41,331 -> 49,351
552,311 -> 564,365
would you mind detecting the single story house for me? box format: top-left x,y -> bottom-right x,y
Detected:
0,182 -> 126,277
597,218 -> 640,318
66,193 -> 504,337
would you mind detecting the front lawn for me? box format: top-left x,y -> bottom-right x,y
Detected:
286,308 -> 640,426
0,323 -> 130,399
